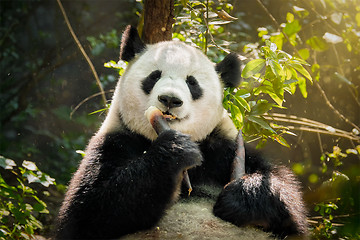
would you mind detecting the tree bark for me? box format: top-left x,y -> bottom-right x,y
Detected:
143,0 -> 174,44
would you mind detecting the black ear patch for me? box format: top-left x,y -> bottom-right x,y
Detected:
120,25 -> 146,62
215,53 -> 242,88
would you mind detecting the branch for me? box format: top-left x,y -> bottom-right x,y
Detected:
70,90 -> 114,119
56,0 -> 107,107
264,113 -> 360,142
314,81 -> 360,133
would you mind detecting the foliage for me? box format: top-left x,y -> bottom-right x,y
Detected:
253,1 -> 360,238
171,1 -> 360,238
173,0 -> 238,60
313,201 -> 339,238
311,146 -> 360,239
0,156 -> 55,239
225,40 -> 312,147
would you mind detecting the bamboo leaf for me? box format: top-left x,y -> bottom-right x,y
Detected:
273,135 -> 290,148
250,101 -> 273,116
247,116 -> 275,133
234,96 -> 251,112
241,59 -> 266,78
269,59 -> 283,78
290,63 -> 312,82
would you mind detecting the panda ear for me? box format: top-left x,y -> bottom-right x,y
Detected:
120,25 -> 146,62
215,53 -> 242,88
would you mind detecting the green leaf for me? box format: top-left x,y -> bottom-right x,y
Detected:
306,36 -> 329,52
286,12 -> 294,23
33,201 -> 48,214
76,150 -> 86,158
253,85 -> 273,95
230,104 -> 243,128
270,33 -> 284,50
89,104 -> 111,115
269,59 -> 283,78
269,92 -> 284,106
311,63 -> 320,81
241,59 -> 266,78
250,101 -> 273,116
235,89 -> 250,99
298,76 -> 308,98
284,79 -> 298,85
247,116 -> 275,133
290,63 -> 312,82
272,135 -> 290,148
273,77 -> 285,98
283,19 -> 301,36
234,96 -> 251,112
298,48 -> 309,60
231,105 -> 242,121
257,27 -> 268,37
314,205 -> 320,212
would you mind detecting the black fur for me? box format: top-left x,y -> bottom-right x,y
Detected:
215,53 -> 242,88
55,129 -> 202,239
213,167 -> 308,238
193,128 -> 308,238
142,70 -> 162,94
120,25 -> 146,62
56,125 -> 308,239
186,75 -> 203,100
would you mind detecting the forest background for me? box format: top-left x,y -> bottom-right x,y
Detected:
0,0 -> 359,239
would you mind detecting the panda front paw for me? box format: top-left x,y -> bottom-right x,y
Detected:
152,129 -> 203,171
214,174 -> 307,238
213,179 -> 250,227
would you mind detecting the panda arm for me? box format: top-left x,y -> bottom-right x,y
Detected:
209,139 -> 309,237
191,127 -> 307,237
56,129 -> 201,239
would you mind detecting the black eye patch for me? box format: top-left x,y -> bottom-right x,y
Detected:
186,75 -> 203,100
142,70 -> 162,94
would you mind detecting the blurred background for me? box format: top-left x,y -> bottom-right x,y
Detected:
1,0 -> 359,238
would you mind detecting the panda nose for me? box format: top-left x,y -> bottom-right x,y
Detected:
158,95 -> 183,108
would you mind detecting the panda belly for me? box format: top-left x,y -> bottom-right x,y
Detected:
121,186 -> 273,240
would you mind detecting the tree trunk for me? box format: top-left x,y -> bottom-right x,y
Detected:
143,0 -> 174,44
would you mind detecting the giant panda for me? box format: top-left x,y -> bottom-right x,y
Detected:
55,25 -> 308,239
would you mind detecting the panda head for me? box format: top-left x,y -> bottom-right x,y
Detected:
100,26 -> 242,141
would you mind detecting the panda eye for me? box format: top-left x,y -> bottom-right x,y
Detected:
142,70 -> 162,94
149,70 -> 162,80
186,76 -> 197,86
186,76 -> 203,100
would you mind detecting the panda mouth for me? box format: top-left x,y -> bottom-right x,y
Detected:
162,111 -> 179,122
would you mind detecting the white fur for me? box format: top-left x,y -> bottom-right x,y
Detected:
100,41 -> 225,141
